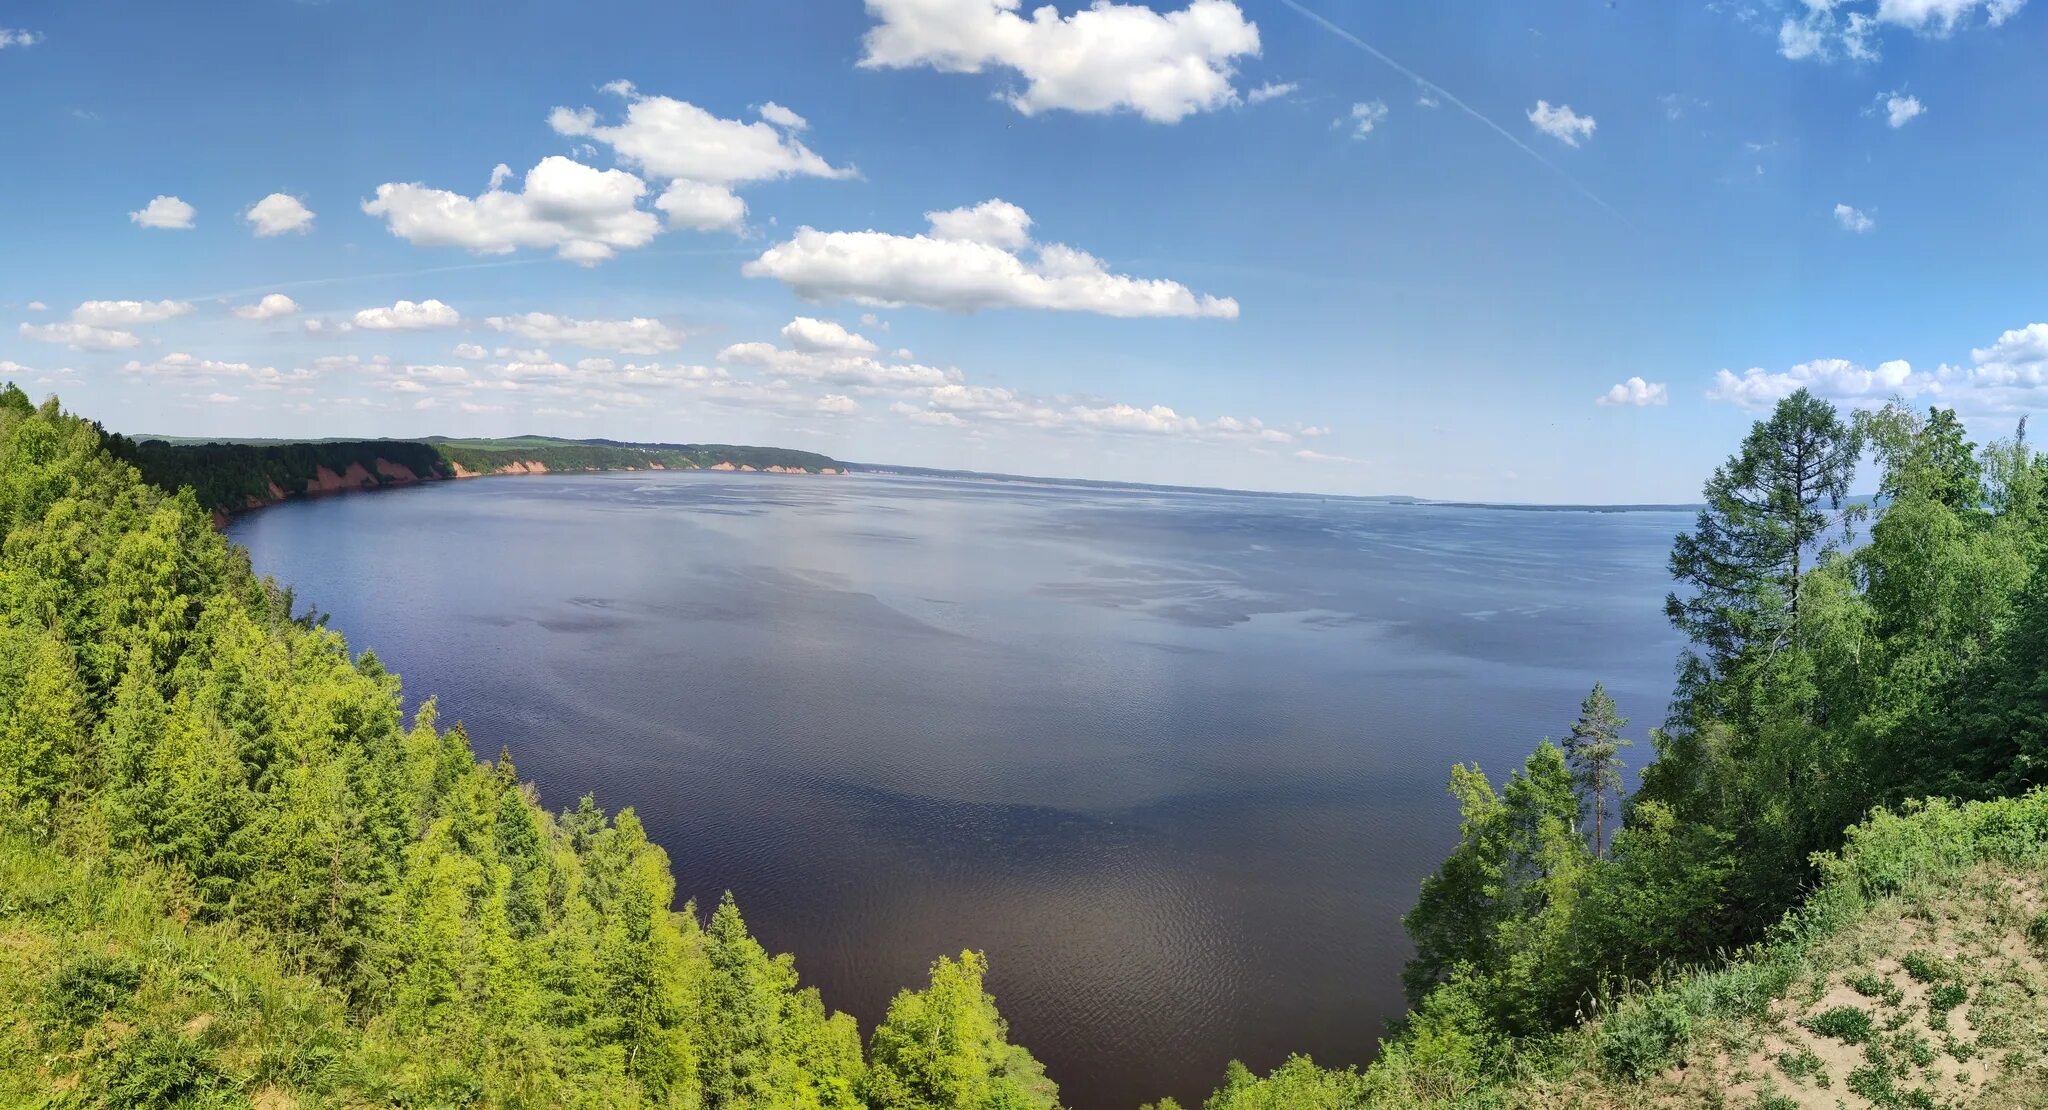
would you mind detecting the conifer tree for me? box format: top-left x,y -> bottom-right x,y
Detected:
1559,683 -> 1631,855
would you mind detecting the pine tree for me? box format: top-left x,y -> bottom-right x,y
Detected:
1667,388 -> 1859,708
1559,683 -> 1631,856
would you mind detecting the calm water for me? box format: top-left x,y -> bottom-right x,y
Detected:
229,472 -> 1688,1110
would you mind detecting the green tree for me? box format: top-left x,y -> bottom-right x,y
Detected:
863,950 -> 1060,1110
1666,388 -> 1859,709
1559,683 -> 1631,855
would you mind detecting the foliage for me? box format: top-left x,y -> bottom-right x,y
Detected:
0,387 -> 1036,1108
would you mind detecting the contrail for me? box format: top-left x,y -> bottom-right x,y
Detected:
1271,0 -> 1631,227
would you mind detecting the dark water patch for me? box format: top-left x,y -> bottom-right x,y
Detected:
231,470 -> 1686,1110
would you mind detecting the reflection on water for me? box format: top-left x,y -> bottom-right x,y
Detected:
231,472 -> 1686,1110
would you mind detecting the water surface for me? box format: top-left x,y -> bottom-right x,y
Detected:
230,472 -> 1687,1110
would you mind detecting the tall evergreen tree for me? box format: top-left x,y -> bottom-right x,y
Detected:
1559,683 -> 1631,856
1666,388 -> 1859,709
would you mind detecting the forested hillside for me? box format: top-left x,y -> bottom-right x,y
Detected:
112,434 -> 846,518
1146,392 -> 2048,1107
0,388 -> 1046,1108
5,383 -> 2048,1108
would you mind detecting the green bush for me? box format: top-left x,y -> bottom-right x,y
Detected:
1595,993 -> 1692,1080
1802,1005 -> 1874,1044
1849,971 -> 1904,1006
1927,982 -> 1967,1012
41,953 -> 143,1028
86,1029 -> 238,1109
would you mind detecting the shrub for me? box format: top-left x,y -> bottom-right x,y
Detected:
1848,972 -> 1903,1006
1595,994 -> 1692,1080
1802,1005 -> 1874,1044
1926,982 -> 1967,1012
41,953 -> 144,1027
1776,1046 -> 1827,1086
88,1029 -> 238,1109
1898,952 -> 1953,983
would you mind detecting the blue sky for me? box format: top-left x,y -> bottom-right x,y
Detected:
2,0 -> 2044,501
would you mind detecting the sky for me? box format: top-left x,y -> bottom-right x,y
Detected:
2,0 -> 2044,502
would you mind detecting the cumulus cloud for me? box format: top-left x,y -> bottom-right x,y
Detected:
25,301 -> 47,312
484,312 -> 685,355
1528,100 -> 1596,146
1834,203 -> 1875,232
364,156 -> 661,264
1246,81 -> 1297,104
121,353 -> 317,391
756,101 -> 808,129
816,393 -> 861,414
1879,92 -> 1926,127
19,322 -> 141,351
1708,357 -> 1932,409
352,298 -> 461,330
1596,377 -> 1669,407
1775,0 -> 2021,61
244,193 -> 315,236
719,340 -> 959,390
548,82 -> 850,234
72,299 -> 193,326
745,199 -> 1239,318
232,293 -> 299,320
129,195 -> 195,229
859,0 -> 1261,123
1347,100 -> 1389,139
653,180 -> 749,232
1,27 -> 43,48
453,343 -> 489,360
782,316 -> 880,354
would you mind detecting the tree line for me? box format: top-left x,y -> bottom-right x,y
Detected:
0,387 -> 1048,1108
6,382 -> 2047,1107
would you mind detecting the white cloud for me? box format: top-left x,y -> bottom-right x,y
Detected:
1246,81 -> 1297,104
1527,100 -> 1596,146
244,193 -> 315,237
927,198 -> 1036,250
745,199 -> 1239,318
654,180 -> 749,232
364,156 -> 661,264
859,0 -> 1261,123
129,195 -> 195,229
452,343 -> 488,360
1347,100 -> 1389,139
1596,376 -> 1669,407
1416,92 -> 1440,109
782,316 -> 880,354
1,28 -> 43,48
19,322 -> 141,351
122,353 -> 315,391
719,340 -> 960,390
232,293 -> 299,320
1775,0 -> 2021,62
576,357 -> 617,372
816,393 -> 861,414
1708,357 -> 1931,409
353,298 -> 461,330
25,301 -> 47,312
72,299 -> 193,326
302,318 -> 353,335
1880,92 -> 1925,127
757,101 -> 808,129
484,312 -> 685,354
1295,448 -> 1359,464
1834,202 -> 1875,232
550,84 -> 850,187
